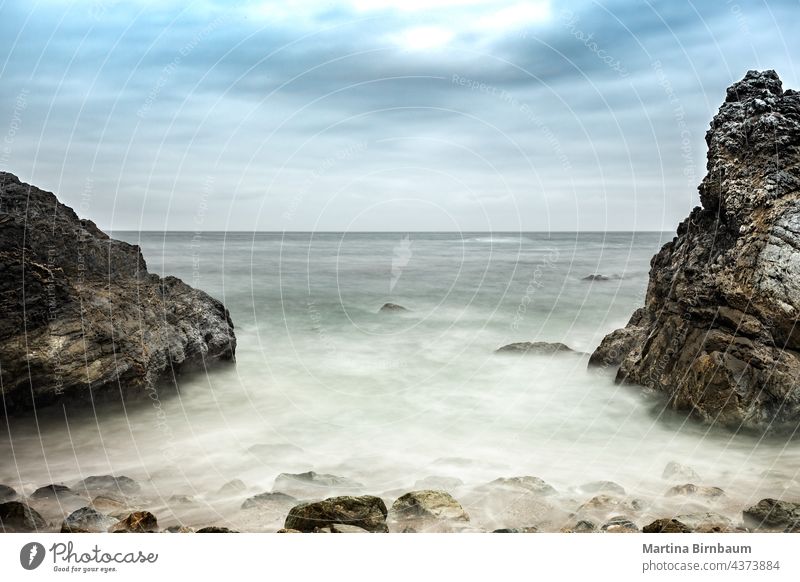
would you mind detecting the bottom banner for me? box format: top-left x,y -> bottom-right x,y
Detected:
0,533 -> 796,581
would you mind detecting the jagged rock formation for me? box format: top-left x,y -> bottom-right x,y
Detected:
590,70 -> 800,432
0,172 -> 236,412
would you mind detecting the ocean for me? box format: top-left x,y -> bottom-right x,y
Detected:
2,231 -> 797,530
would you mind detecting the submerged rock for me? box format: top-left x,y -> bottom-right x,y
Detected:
0,172 -> 236,413
390,490 -> 469,523
379,302 -> 408,313
241,492 -> 297,510
661,461 -> 702,482
31,484 -> 75,499
496,342 -> 582,355
492,527 -> 538,533
665,484 -> 725,499
0,501 -> 47,532
0,485 -> 16,502
484,476 -> 557,496
743,498 -> 800,529
76,475 -> 141,496
589,70 -> 800,432
273,471 -> 362,498
284,496 -> 388,533
61,507 -> 117,533
197,526 -> 238,533
577,481 -> 626,496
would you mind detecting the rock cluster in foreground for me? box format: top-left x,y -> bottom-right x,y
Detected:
2,465 -> 798,533
590,70 -> 800,432
0,172 -> 236,412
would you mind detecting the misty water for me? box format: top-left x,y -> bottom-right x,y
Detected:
2,232 -> 798,531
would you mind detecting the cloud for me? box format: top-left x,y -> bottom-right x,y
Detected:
0,0 -> 797,231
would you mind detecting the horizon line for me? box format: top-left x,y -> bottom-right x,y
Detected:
109,229 -> 675,234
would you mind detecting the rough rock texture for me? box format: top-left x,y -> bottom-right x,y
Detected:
390,490 -> 469,522
643,518 -> 692,533
590,70 -> 800,432
0,501 -> 47,532
0,172 -> 236,412
110,511 -> 158,533
61,506 -> 117,533
665,484 -> 725,499
31,484 -> 74,499
743,498 -> 800,528
284,496 -> 388,533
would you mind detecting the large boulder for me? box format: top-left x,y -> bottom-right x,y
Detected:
0,501 -> 47,532
0,172 -> 236,412
589,70 -> 800,432
110,511 -> 159,533
0,484 -> 17,502
284,496 -> 388,532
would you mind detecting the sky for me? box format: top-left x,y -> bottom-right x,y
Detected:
0,0 -> 797,231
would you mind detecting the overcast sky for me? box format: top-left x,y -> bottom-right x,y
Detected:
1,0 -> 797,231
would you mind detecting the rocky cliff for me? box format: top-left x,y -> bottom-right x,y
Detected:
590,70 -> 800,432
0,172 -> 236,412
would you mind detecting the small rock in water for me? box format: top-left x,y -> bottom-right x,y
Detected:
168,495 -> 196,505
665,484 -> 725,499
111,511 -> 158,533
675,512 -> 737,533
662,461 -> 701,482
643,518 -> 692,533
217,479 -> 247,495
0,501 -> 47,532
743,498 -> 800,529
582,274 -> 612,281
601,516 -> 639,533
390,490 -> 469,523
31,484 -> 74,499
76,475 -> 141,496
241,492 -> 297,510
485,476 -> 557,496
579,494 -> 643,515
492,526 -> 538,533
495,342 -> 580,355
284,496 -> 388,533
61,507 -> 117,533
379,302 -> 408,313
196,526 -> 238,533
577,481 -> 626,496
0,484 -> 17,502
274,471 -> 362,498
